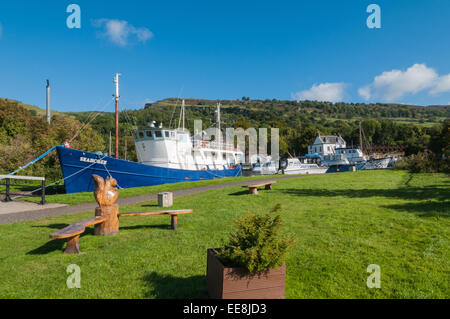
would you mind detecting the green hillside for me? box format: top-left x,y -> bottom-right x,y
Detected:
0,98 -> 104,180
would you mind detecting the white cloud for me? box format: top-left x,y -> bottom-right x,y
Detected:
359,63 -> 450,102
358,86 -> 371,100
292,82 -> 346,103
431,74 -> 450,95
93,19 -> 153,47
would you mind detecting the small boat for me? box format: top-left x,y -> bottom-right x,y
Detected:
361,157 -> 391,170
279,157 -> 328,175
242,154 -> 278,176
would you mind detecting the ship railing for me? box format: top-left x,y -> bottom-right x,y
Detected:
193,140 -> 236,151
0,175 -> 47,205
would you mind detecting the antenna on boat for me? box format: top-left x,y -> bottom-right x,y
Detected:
216,101 -> 222,151
113,73 -> 121,159
182,99 -> 185,131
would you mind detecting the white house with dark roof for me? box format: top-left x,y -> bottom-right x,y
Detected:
307,134 -> 346,157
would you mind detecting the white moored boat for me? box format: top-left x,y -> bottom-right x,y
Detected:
279,158 -> 328,175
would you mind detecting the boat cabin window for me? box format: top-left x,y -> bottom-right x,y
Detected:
165,131 -> 170,138
139,131 -> 144,139
170,132 -> 175,139
146,130 -> 153,138
155,130 -> 162,138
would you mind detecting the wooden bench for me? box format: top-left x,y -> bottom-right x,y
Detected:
118,209 -> 193,230
48,210 -> 192,254
50,216 -> 105,254
242,181 -> 276,195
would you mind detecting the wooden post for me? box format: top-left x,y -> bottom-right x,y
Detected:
40,179 -> 46,205
4,178 -> 12,202
265,184 -> 272,190
94,204 -> 119,236
65,235 -> 81,254
171,215 -> 178,231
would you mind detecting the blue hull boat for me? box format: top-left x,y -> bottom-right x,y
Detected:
56,146 -> 242,194
326,163 -> 365,173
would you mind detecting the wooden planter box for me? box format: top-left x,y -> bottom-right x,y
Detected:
206,248 -> 286,299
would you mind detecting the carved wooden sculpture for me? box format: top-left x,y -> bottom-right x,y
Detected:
92,174 -> 119,236
50,174 -> 193,254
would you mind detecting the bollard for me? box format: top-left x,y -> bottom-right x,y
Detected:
158,192 -> 173,207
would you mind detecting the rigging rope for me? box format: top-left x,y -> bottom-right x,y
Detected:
169,85 -> 184,129
69,97 -> 114,143
9,154 -> 108,200
0,145 -> 61,180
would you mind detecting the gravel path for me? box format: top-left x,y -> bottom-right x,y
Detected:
0,175 -> 306,225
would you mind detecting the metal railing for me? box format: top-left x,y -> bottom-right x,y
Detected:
193,140 -> 237,151
0,175 -> 46,205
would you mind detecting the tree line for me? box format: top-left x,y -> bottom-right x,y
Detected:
1,97 -> 449,181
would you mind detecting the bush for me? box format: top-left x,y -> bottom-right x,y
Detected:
214,206 -> 296,274
394,150 -> 450,173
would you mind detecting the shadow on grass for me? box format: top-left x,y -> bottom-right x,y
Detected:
382,201 -> 450,218
27,224 -> 96,255
142,272 -> 207,298
229,190 -> 250,196
27,239 -> 65,255
282,185 -> 450,204
120,224 -> 172,231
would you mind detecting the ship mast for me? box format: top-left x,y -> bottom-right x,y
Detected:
359,121 -> 363,154
113,73 -> 121,159
216,102 -> 221,150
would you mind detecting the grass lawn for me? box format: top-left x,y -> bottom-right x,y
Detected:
0,170 -> 448,298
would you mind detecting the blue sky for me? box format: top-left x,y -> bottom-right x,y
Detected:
0,0 -> 449,112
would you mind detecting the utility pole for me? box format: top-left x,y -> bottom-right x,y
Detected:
113,73 -> 121,159
46,79 -> 51,124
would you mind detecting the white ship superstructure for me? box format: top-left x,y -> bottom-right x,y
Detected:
133,101 -> 244,171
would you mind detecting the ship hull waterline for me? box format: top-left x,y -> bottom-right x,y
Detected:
56,146 -> 242,194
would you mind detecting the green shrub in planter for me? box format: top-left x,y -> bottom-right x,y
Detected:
214,207 -> 296,274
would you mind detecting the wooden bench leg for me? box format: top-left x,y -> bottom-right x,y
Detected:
171,215 -> 178,231
249,187 -> 258,195
65,235 -> 81,254
265,184 -> 272,190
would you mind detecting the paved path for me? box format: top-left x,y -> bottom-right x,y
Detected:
0,201 -> 68,215
0,175 -> 306,225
